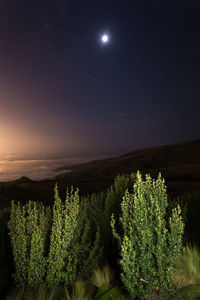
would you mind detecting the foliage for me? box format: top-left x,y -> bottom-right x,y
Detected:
90,264 -> 114,288
111,171 -> 184,298
102,173 -> 136,262
76,193 -> 105,279
7,183 -> 104,293
94,283 -> 125,300
8,201 -> 28,286
26,201 -> 51,288
7,200 -> 51,289
59,193 -> 104,286
79,174 -> 137,273
171,244 -> 200,288
46,185 -> 80,286
84,191 -> 106,233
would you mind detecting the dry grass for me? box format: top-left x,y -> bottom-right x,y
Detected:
90,263 -> 114,288
171,244 -> 200,288
63,279 -> 92,300
5,284 -> 59,300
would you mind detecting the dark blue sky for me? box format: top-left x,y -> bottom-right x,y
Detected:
0,0 -> 200,162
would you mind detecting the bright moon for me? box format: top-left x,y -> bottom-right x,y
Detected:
101,34 -> 109,43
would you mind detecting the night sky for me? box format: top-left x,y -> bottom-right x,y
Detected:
0,1 -> 200,180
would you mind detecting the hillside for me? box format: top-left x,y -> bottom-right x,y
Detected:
0,139 -> 200,209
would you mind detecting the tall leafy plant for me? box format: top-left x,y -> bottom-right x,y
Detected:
8,201 -> 28,287
102,173 -> 136,262
57,192 -> 104,287
76,196 -> 104,281
46,184 -> 80,286
7,201 -> 51,289
111,171 -> 184,298
26,201 -> 51,288
7,184 -> 104,292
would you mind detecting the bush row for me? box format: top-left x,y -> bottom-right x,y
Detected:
0,171 -> 189,298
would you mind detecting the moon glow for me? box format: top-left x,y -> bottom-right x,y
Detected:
101,34 -> 109,43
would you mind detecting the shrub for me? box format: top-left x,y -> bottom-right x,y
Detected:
56,193 -> 104,287
111,171 -> 184,298
8,200 -> 51,289
7,201 -> 28,287
85,191 -> 106,231
171,244 -> 200,288
7,184 -> 104,292
74,197 -> 104,282
102,173 -> 136,263
46,185 -> 80,286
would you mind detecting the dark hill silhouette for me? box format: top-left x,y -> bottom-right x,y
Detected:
56,139 -> 200,174
0,139 -> 200,209
15,176 -> 33,184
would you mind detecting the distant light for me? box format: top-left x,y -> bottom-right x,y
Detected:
101,34 -> 109,43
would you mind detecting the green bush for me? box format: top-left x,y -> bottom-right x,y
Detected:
85,191 -> 106,231
46,185 -> 80,286
111,171 -> 184,298
8,200 -> 51,289
56,192 -> 104,287
74,197 -> 104,282
102,173 -> 136,263
7,184 -> 104,292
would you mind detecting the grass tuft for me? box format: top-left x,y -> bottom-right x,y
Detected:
6,286 -> 25,300
90,263 -> 114,288
63,279 -> 92,300
6,284 -> 59,300
171,244 -> 200,288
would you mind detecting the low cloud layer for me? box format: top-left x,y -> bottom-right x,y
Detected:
0,154 -> 111,181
